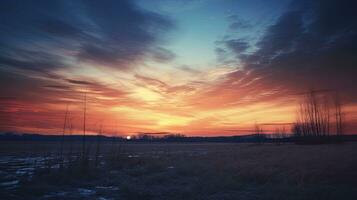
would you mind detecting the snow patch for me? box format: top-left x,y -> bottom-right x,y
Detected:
78,188 -> 96,196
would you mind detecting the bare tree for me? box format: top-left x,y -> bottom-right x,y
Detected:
293,90 -> 331,138
254,123 -> 264,144
274,127 -> 287,145
334,92 -> 344,136
293,89 -> 346,143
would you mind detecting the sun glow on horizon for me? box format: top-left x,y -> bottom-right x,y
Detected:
1,0 -> 357,136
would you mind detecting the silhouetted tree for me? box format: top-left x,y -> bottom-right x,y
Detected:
293,90 -> 330,137
274,127 -> 287,145
254,123 -> 265,144
334,92 -> 344,136
293,89 -> 345,143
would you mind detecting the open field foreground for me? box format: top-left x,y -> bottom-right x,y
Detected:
0,142 -> 356,200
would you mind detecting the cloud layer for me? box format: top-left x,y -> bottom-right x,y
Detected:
0,0 -> 174,73
222,0 -> 357,100
1,0 -> 357,135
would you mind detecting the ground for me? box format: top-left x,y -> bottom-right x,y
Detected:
0,142 -> 357,200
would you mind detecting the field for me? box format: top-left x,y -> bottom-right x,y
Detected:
1,142 -> 357,200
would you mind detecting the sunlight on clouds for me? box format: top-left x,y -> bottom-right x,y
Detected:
205,67 -> 236,80
156,115 -> 191,127
111,106 -> 192,129
130,87 -> 163,102
2,0 -> 357,136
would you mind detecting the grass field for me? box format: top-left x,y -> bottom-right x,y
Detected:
1,142 -> 357,200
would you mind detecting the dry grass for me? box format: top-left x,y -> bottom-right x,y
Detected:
1,142 -> 357,199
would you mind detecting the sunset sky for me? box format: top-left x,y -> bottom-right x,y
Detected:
0,0 -> 357,136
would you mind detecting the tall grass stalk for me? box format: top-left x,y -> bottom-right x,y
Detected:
95,124 -> 103,167
60,104 -> 69,167
82,92 -> 87,158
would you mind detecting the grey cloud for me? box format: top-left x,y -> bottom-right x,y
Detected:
150,47 -> 176,63
0,0 -> 175,73
226,0 -> 357,101
225,39 -> 250,54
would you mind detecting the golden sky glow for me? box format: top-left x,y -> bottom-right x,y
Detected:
1,0 -> 357,136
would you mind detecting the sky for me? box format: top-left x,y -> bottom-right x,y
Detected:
0,0 -> 357,136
